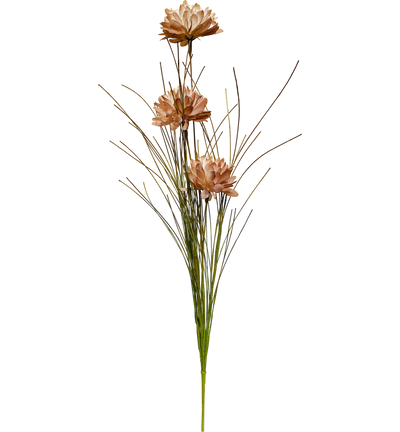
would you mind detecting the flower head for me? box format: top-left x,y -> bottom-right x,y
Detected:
160,1 -> 223,46
152,86 -> 211,131
188,155 -> 238,200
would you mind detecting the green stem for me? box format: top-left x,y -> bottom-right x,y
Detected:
198,222 -> 212,432
199,371 -> 208,432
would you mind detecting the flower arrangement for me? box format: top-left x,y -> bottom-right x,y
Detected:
99,1 -> 301,430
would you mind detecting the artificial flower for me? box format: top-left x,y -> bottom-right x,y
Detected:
181,155 -> 242,202
156,0 -> 226,48
149,85 -> 214,131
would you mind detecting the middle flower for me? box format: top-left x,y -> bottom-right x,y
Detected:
152,86 -> 211,131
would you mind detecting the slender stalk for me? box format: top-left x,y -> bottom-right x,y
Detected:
192,199 -> 219,432
174,41 -> 212,432
199,371 -> 208,432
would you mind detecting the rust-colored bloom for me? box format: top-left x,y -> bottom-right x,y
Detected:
188,155 -> 238,200
160,1 -> 223,46
152,86 -> 211,131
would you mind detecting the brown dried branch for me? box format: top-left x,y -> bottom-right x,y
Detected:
238,131 -> 305,184
234,57 -> 302,169
196,63 -> 208,85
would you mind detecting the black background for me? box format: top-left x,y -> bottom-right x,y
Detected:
40,1 -> 346,432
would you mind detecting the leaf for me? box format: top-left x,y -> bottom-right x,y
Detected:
237,131 -> 305,185
116,174 -> 187,265
96,81 -> 176,201
228,165 -> 274,236
234,57 -> 302,169
118,82 -> 151,112
107,138 -> 172,206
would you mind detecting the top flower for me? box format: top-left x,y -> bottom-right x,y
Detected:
159,0 -> 223,46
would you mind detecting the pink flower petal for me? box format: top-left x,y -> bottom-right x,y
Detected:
213,184 -> 224,193
222,188 -> 239,197
201,190 -> 209,199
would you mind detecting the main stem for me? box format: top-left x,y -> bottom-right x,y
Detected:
176,40 -> 212,432
199,371 -> 208,432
